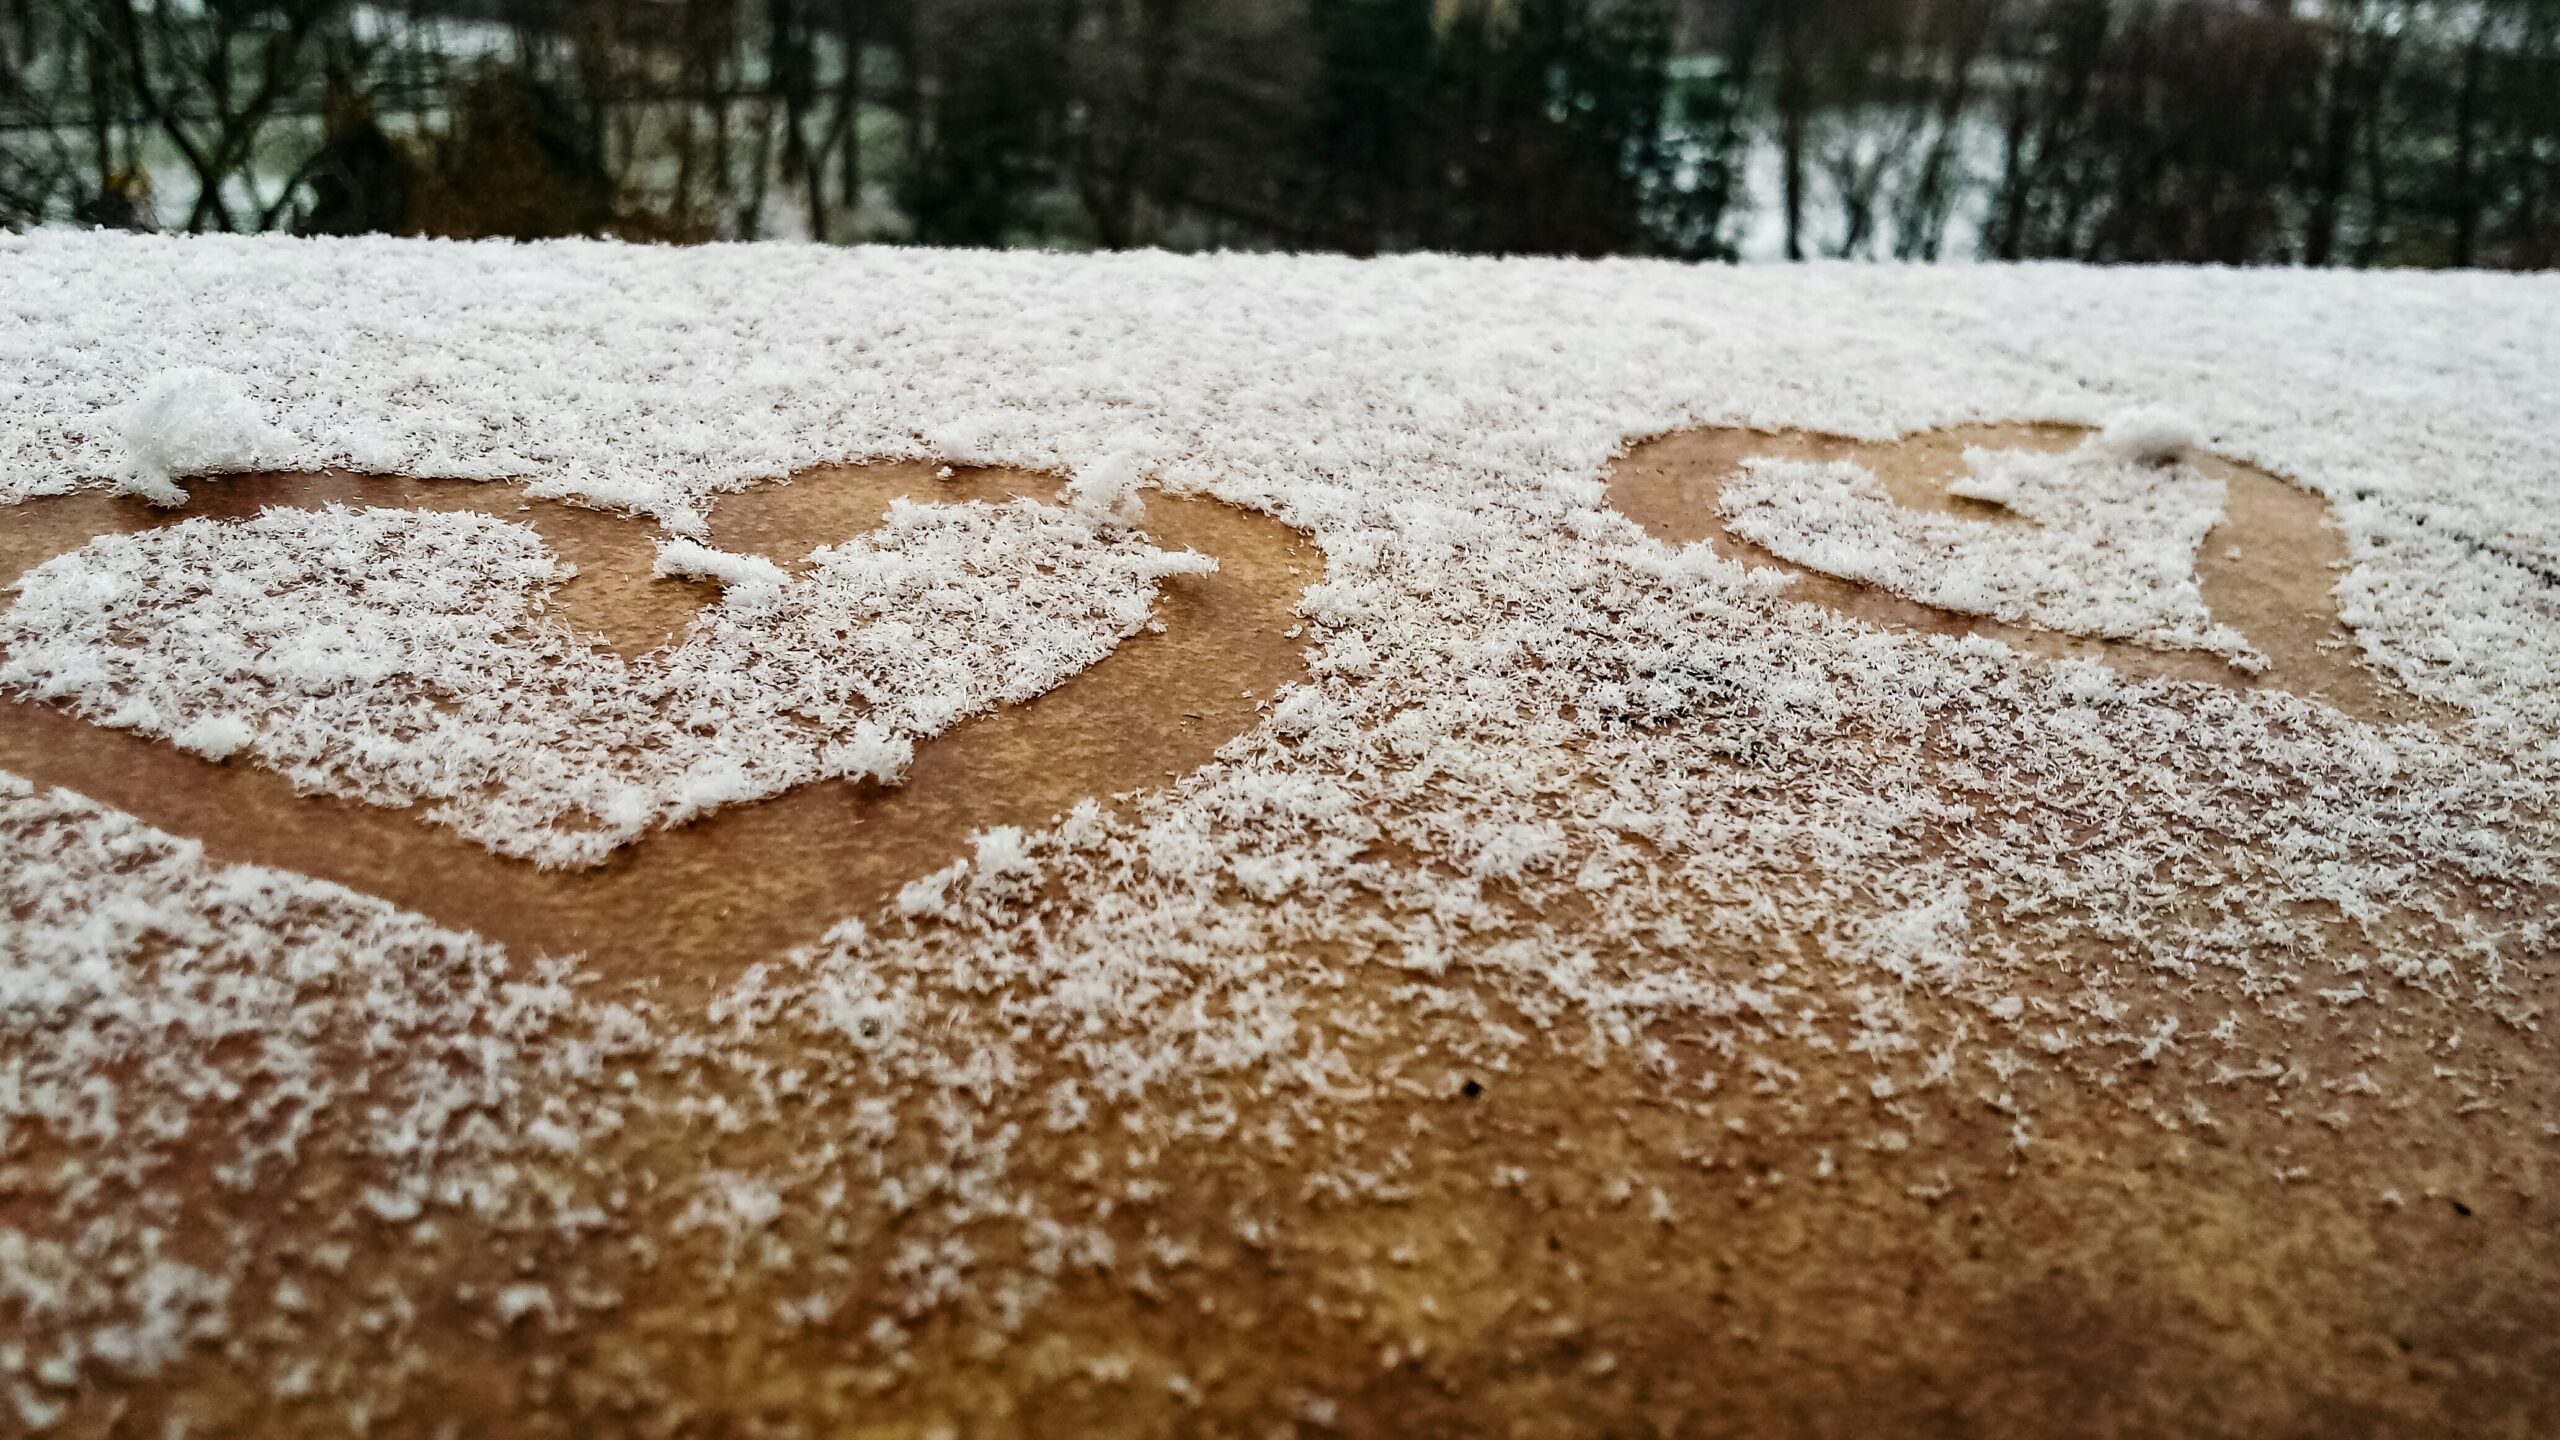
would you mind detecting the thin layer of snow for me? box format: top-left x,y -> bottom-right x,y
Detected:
0,774 -> 649,1403
3,235 -> 2550,751
1722,436 -> 2259,664
2,497 -> 1216,867
0,235 -> 2553,1420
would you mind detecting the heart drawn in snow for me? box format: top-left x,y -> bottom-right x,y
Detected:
1606,419 -> 2435,726
6,485 -> 1211,870
0,464 -> 1318,964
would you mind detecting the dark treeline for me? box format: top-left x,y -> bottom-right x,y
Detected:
1751,0 -> 2560,267
3,0 -> 2555,267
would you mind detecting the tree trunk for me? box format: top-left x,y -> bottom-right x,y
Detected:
2452,18 -> 2487,268
1777,15 -> 1807,261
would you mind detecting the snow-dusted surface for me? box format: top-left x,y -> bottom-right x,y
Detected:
1721,434 -> 2259,665
0,774 -> 650,1418
1,234 -> 2556,1426
2,497 -> 1213,866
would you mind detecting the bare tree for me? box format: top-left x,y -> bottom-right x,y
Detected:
87,0 -> 340,231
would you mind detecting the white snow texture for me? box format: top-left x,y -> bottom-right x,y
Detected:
1,234 -> 2556,1414
1723,437 -> 2259,664
2,498 -> 1214,867
100,365 -> 296,505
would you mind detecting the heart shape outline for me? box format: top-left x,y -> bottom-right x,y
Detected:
1606,420 -> 2439,729
2,421 -> 2440,977
0,462 -> 1320,979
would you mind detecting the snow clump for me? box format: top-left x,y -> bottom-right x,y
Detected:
2100,406 -> 2200,465
1063,447 -> 1151,528
102,367 -> 296,506
653,537 -> 791,603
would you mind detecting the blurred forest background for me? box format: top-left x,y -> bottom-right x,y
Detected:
3,0 -> 2555,267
